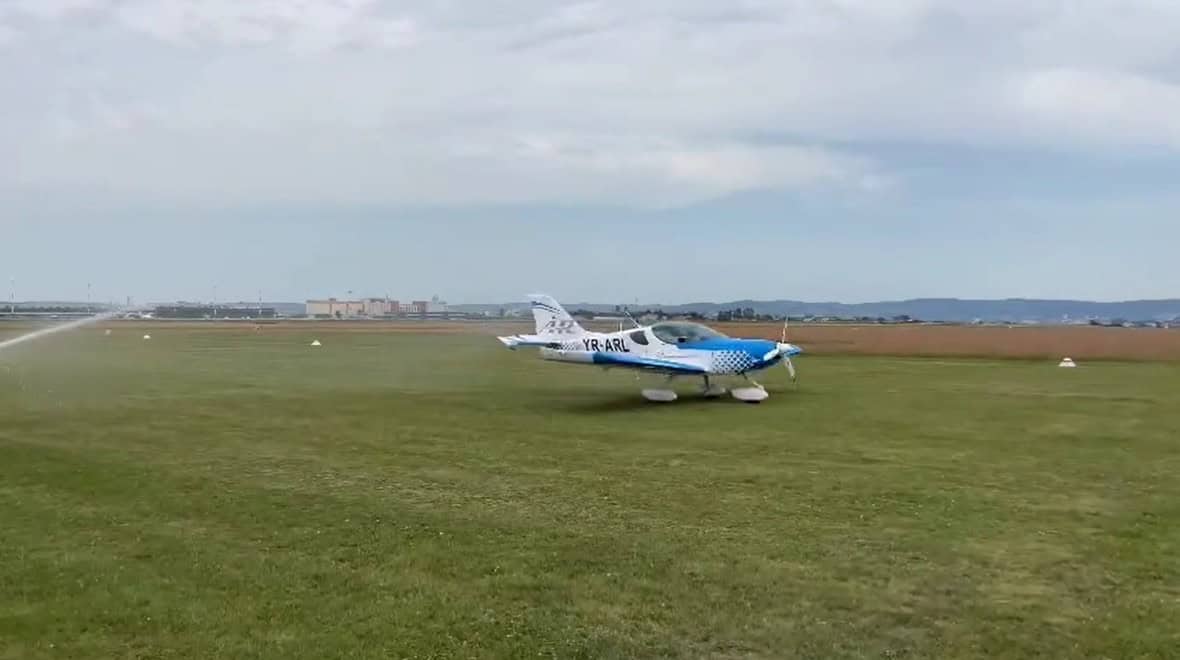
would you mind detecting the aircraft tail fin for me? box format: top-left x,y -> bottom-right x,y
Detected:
529,294 -> 586,337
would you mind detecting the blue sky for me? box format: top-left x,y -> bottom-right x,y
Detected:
4,1 -> 1179,304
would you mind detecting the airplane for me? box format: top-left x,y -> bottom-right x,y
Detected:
497,294 -> 803,403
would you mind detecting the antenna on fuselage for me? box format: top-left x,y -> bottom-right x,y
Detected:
622,306 -> 642,330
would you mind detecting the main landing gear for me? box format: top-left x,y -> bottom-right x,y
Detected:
641,374 -> 680,402
701,374 -> 728,398
640,374 -> 769,403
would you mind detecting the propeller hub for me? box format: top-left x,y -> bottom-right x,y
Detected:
762,342 -> 803,362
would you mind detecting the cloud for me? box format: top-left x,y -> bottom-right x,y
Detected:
4,1 -> 1180,207
108,0 -> 420,51
450,133 -> 875,205
503,2 -> 626,51
2,0 -> 105,22
1006,67 -> 1180,149
2,0 -> 419,50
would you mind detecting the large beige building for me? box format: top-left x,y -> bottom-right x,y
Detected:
305,297 -> 441,318
305,298 -> 368,318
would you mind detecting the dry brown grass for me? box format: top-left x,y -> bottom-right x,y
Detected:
8,319 -> 1179,361
717,323 -> 1180,361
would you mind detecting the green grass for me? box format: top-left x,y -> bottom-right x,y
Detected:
1,326 -> 1178,659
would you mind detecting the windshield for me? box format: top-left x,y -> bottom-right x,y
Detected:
650,322 -> 727,344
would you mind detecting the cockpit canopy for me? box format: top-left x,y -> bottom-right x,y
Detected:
649,321 -> 727,344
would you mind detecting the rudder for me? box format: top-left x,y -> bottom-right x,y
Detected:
528,294 -> 585,337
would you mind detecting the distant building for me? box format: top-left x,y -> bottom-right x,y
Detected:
306,298 -> 366,318
363,298 -> 393,317
305,296 -> 447,318
153,304 -> 275,319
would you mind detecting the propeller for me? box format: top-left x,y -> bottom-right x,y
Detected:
784,353 -> 797,384
760,316 -> 801,385
781,317 -> 797,385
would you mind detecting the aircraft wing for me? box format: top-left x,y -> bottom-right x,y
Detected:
499,334 -> 707,375
588,351 -> 708,374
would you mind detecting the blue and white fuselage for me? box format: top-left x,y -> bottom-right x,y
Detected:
497,295 -> 803,402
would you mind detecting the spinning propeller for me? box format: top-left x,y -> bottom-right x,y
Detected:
760,317 -> 799,385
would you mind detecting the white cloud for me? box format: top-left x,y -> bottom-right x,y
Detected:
4,1 -> 1180,206
108,0 -> 420,51
1006,68 -> 1180,149
450,133 -> 872,205
3,0 -> 105,21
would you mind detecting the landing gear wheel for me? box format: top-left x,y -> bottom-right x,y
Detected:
730,387 -> 769,403
642,389 -> 678,402
641,374 -> 678,402
731,374 -> 769,403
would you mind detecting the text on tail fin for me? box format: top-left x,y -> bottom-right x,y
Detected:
528,294 -> 586,336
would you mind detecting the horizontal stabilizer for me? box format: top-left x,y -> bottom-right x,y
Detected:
498,335 -> 562,350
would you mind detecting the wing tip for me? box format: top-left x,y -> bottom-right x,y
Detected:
497,336 -> 519,349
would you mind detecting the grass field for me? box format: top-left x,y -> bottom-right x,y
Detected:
2,323 -> 1179,659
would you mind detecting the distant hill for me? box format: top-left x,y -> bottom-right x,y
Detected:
451,298 -> 1180,323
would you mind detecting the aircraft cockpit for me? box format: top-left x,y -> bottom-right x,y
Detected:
649,322 -> 728,345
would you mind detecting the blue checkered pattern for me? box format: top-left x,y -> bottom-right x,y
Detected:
709,350 -> 759,374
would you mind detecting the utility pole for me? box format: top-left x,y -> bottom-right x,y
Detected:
8,277 -> 14,315
87,282 -> 92,315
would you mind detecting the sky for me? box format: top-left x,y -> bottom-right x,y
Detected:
3,0 -> 1180,305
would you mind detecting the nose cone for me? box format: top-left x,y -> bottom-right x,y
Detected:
752,339 -> 780,353
744,339 -> 778,359
763,342 -> 802,361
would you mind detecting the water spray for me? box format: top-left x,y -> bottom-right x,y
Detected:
0,310 -> 123,354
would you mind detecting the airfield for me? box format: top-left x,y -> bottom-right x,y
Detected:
1,320 -> 1178,658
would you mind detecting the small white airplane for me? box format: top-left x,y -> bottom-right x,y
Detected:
498,294 -> 803,402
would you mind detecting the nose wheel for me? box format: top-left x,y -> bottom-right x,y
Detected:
730,373 -> 769,403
